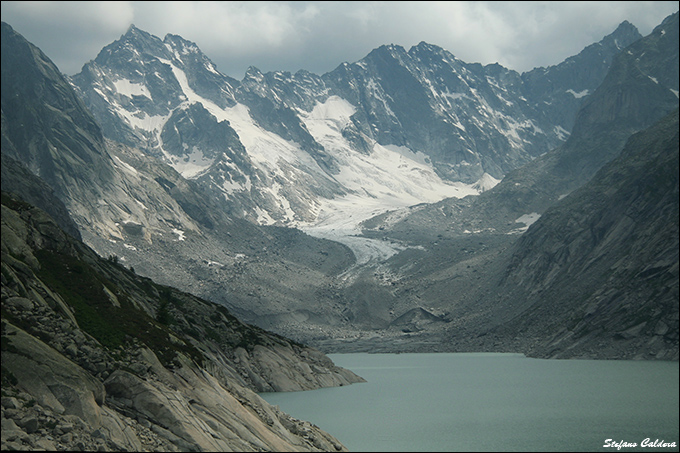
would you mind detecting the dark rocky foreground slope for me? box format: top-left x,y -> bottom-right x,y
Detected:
1,191 -> 363,451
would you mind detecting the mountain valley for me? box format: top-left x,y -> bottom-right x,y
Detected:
2,10 -> 679,451
2,13 -> 678,358
0,3 -> 678,420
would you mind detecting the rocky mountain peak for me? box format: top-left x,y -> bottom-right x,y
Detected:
364,43 -> 409,65
96,24 -> 165,66
124,23 -> 145,37
163,32 -> 200,52
660,9 -> 679,27
411,40 -> 443,52
408,41 -> 457,62
242,65 -> 265,84
605,20 -> 641,46
646,11 -> 679,88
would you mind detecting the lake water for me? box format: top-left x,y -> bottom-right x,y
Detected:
260,353 -> 679,452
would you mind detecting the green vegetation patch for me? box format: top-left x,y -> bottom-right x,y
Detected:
35,249 -> 127,348
33,249 -> 204,367
1,191 -> 34,212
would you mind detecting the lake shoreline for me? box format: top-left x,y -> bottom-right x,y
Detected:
311,331 -> 679,361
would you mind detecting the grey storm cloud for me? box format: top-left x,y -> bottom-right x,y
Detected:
1,1 -> 678,79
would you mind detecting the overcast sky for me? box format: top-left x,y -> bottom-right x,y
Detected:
2,1 -> 678,79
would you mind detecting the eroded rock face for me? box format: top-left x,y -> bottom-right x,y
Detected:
1,193 -> 361,451
235,344 -> 362,392
1,324 -> 350,451
103,364 -> 347,452
2,323 -> 104,427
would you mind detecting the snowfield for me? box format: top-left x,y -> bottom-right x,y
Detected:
109,62 -> 499,263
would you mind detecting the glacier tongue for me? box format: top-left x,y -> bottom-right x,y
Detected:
298,193 -> 410,266
298,176 -> 479,265
295,95 -> 485,262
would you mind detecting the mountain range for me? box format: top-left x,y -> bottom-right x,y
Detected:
68,20 -> 643,227
2,11 -> 678,368
2,11 -> 678,451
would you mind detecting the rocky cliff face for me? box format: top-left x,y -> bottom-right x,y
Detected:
481,108 -> 679,360
374,12 -> 679,240
520,20 -> 643,134
1,22 -> 196,243
0,152 -> 81,240
1,191 -> 363,451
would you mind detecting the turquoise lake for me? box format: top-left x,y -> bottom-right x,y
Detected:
260,353 -> 679,452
